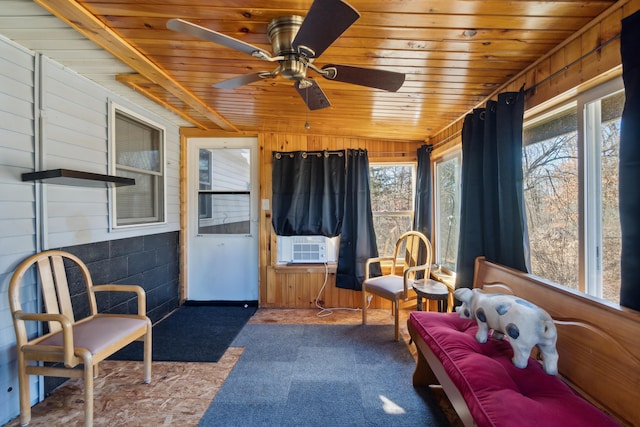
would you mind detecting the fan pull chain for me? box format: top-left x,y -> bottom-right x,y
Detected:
305,86 -> 310,129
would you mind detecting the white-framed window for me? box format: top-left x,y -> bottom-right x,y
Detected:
369,163 -> 416,257
110,103 -> 166,227
434,150 -> 462,271
522,77 -> 624,304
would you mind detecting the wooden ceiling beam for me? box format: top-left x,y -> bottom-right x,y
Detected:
33,0 -> 238,132
115,73 -> 209,130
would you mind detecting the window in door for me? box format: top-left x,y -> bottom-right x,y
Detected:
197,148 -> 251,235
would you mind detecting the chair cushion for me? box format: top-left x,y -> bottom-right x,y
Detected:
38,316 -> 148,356
364,274 -> 406,299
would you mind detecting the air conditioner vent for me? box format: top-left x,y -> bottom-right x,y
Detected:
277,235 -> 339,264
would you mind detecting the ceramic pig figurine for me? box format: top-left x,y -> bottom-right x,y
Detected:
454,288 -> 559,375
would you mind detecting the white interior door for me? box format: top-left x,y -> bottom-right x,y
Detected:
187,137 -> 258,301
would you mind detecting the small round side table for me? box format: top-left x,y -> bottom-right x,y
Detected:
413,279 -> 450,312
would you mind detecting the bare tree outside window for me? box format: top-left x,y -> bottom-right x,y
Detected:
523,112 -> 580,289
435,155 -> 461,270
369,164 -> 415,257
523,89 -> 624,304
598,92 -> 624,302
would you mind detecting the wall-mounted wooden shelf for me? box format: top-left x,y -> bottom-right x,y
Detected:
22,169 -> 135,187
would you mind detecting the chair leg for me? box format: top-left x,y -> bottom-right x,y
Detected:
394,300 -> 400,342
83,361 -> 94,427
143,326 -> 152,384
362,287 -> 368,325
17,355 -> 31,427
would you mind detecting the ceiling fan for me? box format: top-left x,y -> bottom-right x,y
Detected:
166,0 -> 405,110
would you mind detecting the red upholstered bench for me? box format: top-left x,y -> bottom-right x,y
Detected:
408,312 -> 619,427
407,257 -> 640,427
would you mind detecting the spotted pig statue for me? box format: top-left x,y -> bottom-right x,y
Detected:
454,288 -> 559,375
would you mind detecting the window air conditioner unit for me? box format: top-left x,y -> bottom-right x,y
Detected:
277,235 -> 339,264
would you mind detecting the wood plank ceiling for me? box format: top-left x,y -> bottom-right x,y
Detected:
20,0 -> 621,141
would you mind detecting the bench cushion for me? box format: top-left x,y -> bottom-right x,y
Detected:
409,311 -> 620,427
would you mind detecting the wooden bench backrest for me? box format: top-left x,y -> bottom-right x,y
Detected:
473,257 -> 640,427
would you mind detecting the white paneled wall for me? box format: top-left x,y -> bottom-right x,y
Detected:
0,34 -> 182,424
0,34 -> 37,425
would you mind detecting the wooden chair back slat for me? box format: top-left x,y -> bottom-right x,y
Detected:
50,255 -> 75,323
36,257 -> 63,333
394,232 -> 431,280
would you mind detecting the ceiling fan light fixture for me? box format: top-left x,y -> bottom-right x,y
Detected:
280,58 -> 307,80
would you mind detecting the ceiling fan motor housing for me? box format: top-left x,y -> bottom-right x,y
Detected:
267,16 -> 308,80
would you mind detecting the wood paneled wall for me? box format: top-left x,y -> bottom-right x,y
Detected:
429,0 -> 640,152
259,132 -> 422,308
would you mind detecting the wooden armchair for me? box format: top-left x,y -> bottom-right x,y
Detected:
362,231 -> 432,341
8,250 -> 152,427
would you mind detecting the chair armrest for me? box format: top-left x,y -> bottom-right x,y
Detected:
93,284 -> 147,316
403,264 -> 430,290
14,311 -> 75,367
365,256 -> 394,279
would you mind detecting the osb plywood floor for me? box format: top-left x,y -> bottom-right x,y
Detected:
4,307 -> 459,427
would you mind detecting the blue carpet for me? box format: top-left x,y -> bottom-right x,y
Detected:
199,324 -> 450,426
109,305 -> 256,362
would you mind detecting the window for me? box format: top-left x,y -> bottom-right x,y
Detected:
198,148 -> 250,234
522,78 -> 624,304
369,163 -> 415,257
111,105 -> 165,227
434,151 -> 461,270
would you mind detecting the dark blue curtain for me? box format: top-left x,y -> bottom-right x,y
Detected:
271,150 -> 345,237
455,87 -> 529,289
619,10 -> 640,311
414,144 -> 433,240
336,149 -> 380,290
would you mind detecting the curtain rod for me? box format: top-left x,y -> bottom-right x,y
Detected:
525,33 -> 621,95
273,149 -> 415,157
432,131 -> 462,149
431,32 -> 621,150
368,151 -> 414,156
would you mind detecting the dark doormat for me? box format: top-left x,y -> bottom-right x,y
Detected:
109,305 -> 256,363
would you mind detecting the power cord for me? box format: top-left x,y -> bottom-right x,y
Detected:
314,262 -> 372,317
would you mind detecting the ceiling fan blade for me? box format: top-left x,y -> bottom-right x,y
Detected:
321,64 -> 406,92
292,0 -> 360,58
167,18 -> 271,59
213,72 -> 274,89
295,79 -> 331,110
